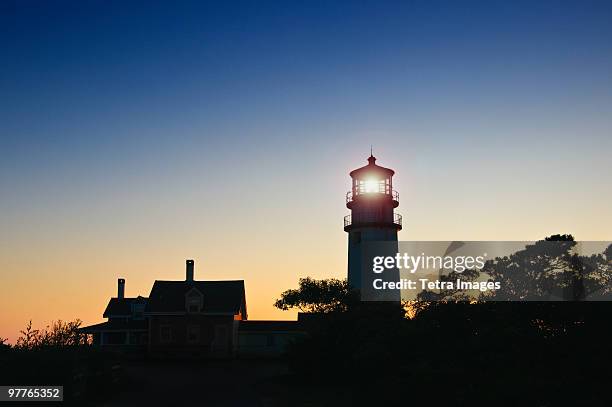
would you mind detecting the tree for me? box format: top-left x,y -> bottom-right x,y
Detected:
16,320 -> 40,349
483,235 -> 612,301
416,235 -> 612,302
274,277 -> 357,313
15,319 -> 89,349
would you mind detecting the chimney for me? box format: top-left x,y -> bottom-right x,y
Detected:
186,259 -> 194,281
118,278 -> 125,299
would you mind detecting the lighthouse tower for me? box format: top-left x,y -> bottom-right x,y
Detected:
344,155 -> 402,295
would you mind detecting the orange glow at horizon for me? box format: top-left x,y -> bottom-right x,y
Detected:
1,148 -> 611,344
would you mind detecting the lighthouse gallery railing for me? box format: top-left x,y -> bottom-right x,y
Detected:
344,213 -> 402,228
346,189 -> 399,204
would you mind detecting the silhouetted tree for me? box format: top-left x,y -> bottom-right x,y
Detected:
483,235 -> 611,301
274,277 -> 357,313
15,319 -> 89,349
416,235 -> 611,302
276,235 -> 612,406
16,320 -> 40,349
416,267 -> 481,302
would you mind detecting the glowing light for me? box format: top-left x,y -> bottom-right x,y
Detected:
364,179 -> 380,193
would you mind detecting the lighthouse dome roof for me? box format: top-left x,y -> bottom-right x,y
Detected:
349,155 -> 395,179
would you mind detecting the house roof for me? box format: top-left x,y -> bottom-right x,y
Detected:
103,296 -> 147,318
145,280 -> 246,316
80,319 -> 148,332
238,320 -> 302,332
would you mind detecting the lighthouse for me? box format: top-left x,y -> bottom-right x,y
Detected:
344,154 -> 402,298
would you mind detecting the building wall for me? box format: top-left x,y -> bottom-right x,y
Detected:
237,331 -> 302,357
148,314 -> 236,357
347,195 -> 400,294
348,227 -> 399,292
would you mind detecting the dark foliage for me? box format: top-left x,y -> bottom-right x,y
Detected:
15,319 -> 90,350
274,277 -> 358,313
1,320 -> 121,405
279,236 -> 612,406
282,301 -> 612,406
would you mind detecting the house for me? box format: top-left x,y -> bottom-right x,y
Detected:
82,260 -> 303,358
82,279 -> 148,347
146,260 -> 247,357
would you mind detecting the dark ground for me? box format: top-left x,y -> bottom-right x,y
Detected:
94,359 -> 300,407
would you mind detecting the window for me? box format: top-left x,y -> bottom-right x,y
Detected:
160,325 -> 172,343
132,303 -> 145,320
187,297 -> 200,313
187,325 -> 200,344
356,178 -> 386,195
185,288 -> 203,313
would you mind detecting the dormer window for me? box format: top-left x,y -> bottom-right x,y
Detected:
185,288 -> 203,313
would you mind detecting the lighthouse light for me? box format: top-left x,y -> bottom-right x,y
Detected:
364,179 -> 380,193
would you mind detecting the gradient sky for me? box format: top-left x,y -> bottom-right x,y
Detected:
1,0 -> 611,342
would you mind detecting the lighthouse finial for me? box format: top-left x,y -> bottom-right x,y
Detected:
367,146 -> 376,165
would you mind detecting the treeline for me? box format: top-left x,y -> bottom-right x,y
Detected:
278,302 -> 612,406
11,319 -> 89,349
273,236 -> 612,406
0,320 -> 121,405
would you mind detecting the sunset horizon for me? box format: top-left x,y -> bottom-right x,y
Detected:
3,149 -> 609,343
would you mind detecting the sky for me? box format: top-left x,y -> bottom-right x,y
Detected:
1,0 -> 611,342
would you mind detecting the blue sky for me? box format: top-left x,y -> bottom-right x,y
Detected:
2,1 -> 612,170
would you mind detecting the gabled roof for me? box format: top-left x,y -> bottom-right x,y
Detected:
145,280 -> 246,316
103,296 -> 147,318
